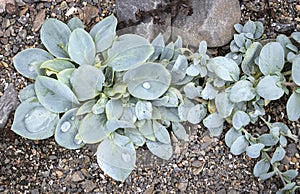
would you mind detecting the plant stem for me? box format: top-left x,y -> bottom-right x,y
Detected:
263,152 -> 287,187
283,81 -> 298,88
194,97 -> 207,104
283,70 -> 292,76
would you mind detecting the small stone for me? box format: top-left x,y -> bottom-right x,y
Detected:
296,5 -> 300,11
59,1 -> 68,10
32,9 -> 45,32
191,160 -> 202,168
82,5 -> 98,23
56,170 -> 64,178
71,171 -> 85,182
5,0 -> 18,15
178,179 -> 188,191
30,189 -> 39,194
82,180 -> 96,193
216,189 -> 226,194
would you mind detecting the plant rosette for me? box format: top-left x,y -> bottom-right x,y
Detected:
12,15 -> 299,192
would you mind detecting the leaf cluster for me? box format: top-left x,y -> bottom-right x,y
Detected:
11,16 -> 300,192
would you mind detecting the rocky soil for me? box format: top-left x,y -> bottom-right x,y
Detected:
0,0 -> 299,193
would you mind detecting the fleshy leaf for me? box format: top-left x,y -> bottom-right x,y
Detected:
146,140 -> 173,160
215,92 -> 234,118
149,33 -> 165,61
124,128 -> 146,147
35,76 -> 80,113
230,80 -> 256,102
123,63 -> 171,100
40,59 -> 75,74
55,108 -> 85,149
57,68 -> 75,88
71,65 -> 105,101
201,82 -> 218,100
135,101 -> 152,120
246,143 -> 265,158
253,159 -> 270,177
68,28 -> 96,66
79,113 -> 107,144
256,75 -> 284,100
258,134 -> 279,146
96,134 -> 136,182
41,18 -> 71,58
12,97 -> 58,140
287,91 -> 300,121
271,146 -> 286,164
67,17 -> 84,30
225,127 -> 242,147
171,122 -> 188,141
292,56 -> 300,86
207,56 -> 240,81
107,34 -> 154,71
241,42 -> 262,75
232,111 -> 250,129
153,120 -> 171,144
187,104 -> 207,124
19,84 -> 36,102
13,48 -> 54,79
258,42 -> 284,75
90,15 -> 117,52
230,136 -> 249,155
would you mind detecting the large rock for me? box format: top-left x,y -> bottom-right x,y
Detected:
0,84 -> 19,129
172,0 -> 241,48
115,0 -> 171,41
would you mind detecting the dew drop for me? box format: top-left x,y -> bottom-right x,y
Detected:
25,113 -> 29,118
60,121 -> 71,132
121,152 -> 131,163
28,64 -> 35,72
70,116 -> 75,121
142,82 -> 151,90
232,54 -> 238,60
74,139 -> 83,145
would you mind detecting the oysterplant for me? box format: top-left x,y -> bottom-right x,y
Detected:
12,15 -> 299,192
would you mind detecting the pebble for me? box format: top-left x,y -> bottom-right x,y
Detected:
178,179 -> 188,192
32,9 -> 45,32
82,180 -> 96,192
71,171 -> 85,182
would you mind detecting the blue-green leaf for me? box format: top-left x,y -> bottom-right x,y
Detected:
35,76 -> 79,113
230,136 -> 249,155
107,34 -> 154,71
67,17 -> 84,31
287,91 -> 300,121
256,75 -> 284,100
271,146 -> 285,164
146,140 -> 172,160
258,42 -> 284,75
96,134 -> 136,181
253,159 -> 270,177
68,28 -> 96,66
12,97 -> 58,140
13,48 -> 54,79
41,18 -> 71,58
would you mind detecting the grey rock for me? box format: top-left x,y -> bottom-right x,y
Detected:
0,84 -> 19,129
172,0 -> 241,48
115,0 -> 171,41
82,180 -> 96,193
71,171 -> 85,182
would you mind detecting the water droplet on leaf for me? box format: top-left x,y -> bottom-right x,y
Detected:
121,152 -> 131,163
142,82 -> 151,89
70,116 -> 75,121
232,54 -> 238,60
25,113 -> 29,118
60,121 -> 71,132
28,64 -> 35,72
74,139 -> 83,145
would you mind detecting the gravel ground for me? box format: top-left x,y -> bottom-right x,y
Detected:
0,0 -> 300,193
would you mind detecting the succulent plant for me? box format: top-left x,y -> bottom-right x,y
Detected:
11,16 -> 299,192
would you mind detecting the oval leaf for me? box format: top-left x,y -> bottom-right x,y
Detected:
68,28 -> 96,66
232,111 -> 250,129
35,76 -> 80,113
225,127 -> 242,147
41,18 -> 71,58
96,134 -> 136,181
123,63 -> 171,100
90,15 -> 117,52
55,108 -> 85,149
292,56 -> 300,86
207,56 -> 240,81
246,143 -> 265,158
215,92 -> 234,118
256,75 -> 284,100
79,113 -> 107,144
135,101 -> 152,120
271,146 -> 286,164
107,34 -> 154,71
253,159 -> 270,177
230,136 -> 249,155
19,84 -> 36,102
146,140 -> 173,160
258,42 -> 284,75
12,97 -> 58,140
287,91 -> 300,121
13,48 -> 54,79
230,80 -> 256,102
71,65 -> 105,101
